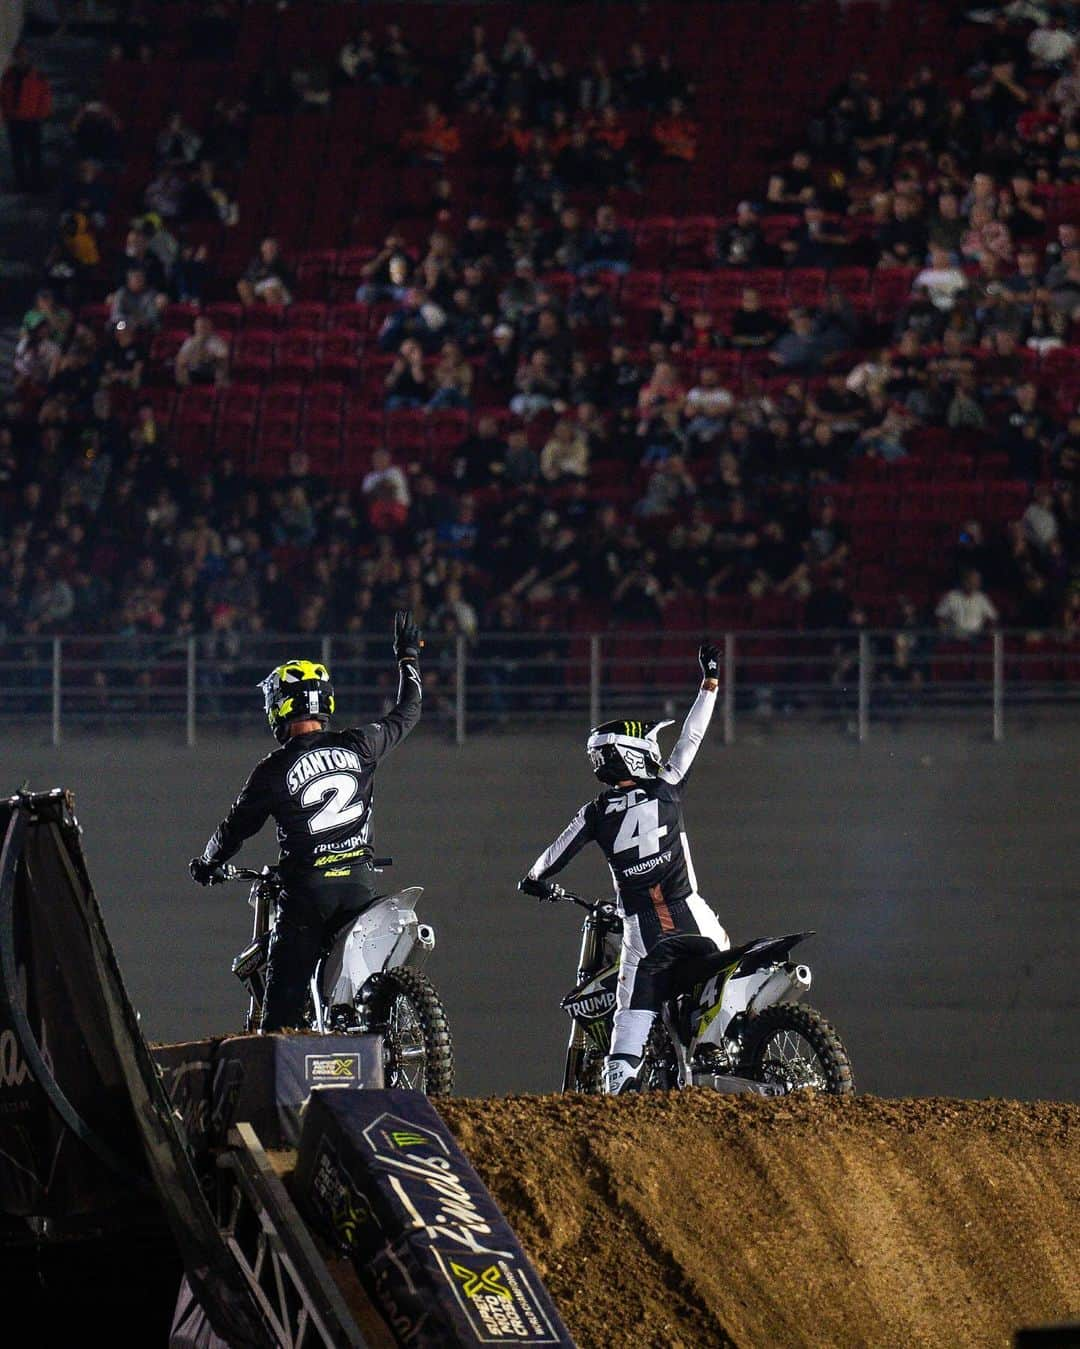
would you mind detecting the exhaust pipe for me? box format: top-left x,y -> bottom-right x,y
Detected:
747,963 -> 811,1017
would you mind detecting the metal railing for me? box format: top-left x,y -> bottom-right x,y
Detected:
1,628 -> 1078,745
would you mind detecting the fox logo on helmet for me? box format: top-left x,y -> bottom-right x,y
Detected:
585,717 -> 674,785
260,660 -> 336,743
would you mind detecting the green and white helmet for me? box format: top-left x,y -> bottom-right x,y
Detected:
259,659 -> 335,744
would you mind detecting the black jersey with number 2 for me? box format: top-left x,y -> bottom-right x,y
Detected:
198,664 -> 421,882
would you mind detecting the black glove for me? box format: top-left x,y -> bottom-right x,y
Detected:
189,856 -> 224,887
518,876 -> 565,903
699,641 -> 721,683
393,608 -> 422,664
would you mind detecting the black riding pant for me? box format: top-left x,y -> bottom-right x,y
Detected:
261,869 -> 376,1032
611,891 -> 729,1059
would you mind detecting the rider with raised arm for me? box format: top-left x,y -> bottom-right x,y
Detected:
189,610 -> 422,1031
520,643 -> 729,1095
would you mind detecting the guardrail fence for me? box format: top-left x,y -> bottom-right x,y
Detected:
2,628 -> 1078,746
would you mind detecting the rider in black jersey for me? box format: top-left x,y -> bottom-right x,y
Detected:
189,610 -> 422,1031
520,642 -> 728,1094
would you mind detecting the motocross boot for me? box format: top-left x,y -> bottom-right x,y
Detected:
602,1053 -> 642,1095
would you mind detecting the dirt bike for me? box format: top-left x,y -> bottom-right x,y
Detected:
554,891 -> 853,1096
225,862 -> 453,1094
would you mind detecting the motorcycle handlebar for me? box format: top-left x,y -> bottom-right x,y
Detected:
553,889 -> 620,920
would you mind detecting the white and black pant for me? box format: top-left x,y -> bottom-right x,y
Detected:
612,892 -> 729,1060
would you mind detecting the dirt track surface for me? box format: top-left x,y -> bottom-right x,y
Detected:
438,1092 -> 1080,1349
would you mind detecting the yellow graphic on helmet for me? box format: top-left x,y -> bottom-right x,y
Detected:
259,659 -> 334,736
278,660 -> 330,683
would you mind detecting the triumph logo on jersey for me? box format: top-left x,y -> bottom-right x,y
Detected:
287,747 -> 363,794
623,848 -> 673,877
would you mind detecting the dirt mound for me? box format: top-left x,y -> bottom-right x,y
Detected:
438,1093 -> 1079,1349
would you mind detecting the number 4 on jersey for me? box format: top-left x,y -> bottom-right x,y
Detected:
613,799 -> 668,860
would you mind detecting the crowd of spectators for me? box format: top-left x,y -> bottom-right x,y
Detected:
2,1 -> 1080,684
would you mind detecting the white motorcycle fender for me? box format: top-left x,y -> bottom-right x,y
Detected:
693,964 -> 812,1050
320,887 -> 429,1007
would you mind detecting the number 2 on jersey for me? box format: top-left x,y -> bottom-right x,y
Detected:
301,772 -> 366,835
613,799 -> 668,860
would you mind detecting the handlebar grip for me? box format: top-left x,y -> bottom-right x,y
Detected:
372,856 -> 393,868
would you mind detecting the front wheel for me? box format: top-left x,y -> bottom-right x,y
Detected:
366,967 -> 455,1095
739,1004 -> 854,1095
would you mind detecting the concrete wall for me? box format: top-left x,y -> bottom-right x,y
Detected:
1,719 -> 1076,1100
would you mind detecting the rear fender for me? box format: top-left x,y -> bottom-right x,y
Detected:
321,887 -> 426,1005
691,958 -> 813,1051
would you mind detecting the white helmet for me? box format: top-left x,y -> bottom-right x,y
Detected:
586,718 -> 674,785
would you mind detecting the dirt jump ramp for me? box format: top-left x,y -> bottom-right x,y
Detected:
438,1092 -> 1079,1349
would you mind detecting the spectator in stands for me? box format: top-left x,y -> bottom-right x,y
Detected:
1,45 -> 52,192
781,204 -> 848,268
155,110 -> 201,165
652,98 -> 698,162
540,418 -> 589,484
362,449 -> 411,532
914,245 -> 969,312
401,102 -> 461,165
771,309 -> 825,373
384,339 -> 430,409
175,316 -> 229,387
108,267 -> 166,331
684,367 -> 734,447
935,570 -> 998,639
766,149 -> 816,209
427,340 -> 473,409
511,349 -> 562,419
729,288 -> 781,349
237,238 -> 294,308
378,287 -> 447,353
13,318 -> 59,394
718,201 -> 766,268
580,204 -> 632,275
1021,485 -> 1060,556
636,454 -> 697,519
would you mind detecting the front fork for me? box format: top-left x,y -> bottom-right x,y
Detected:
562,910 -> 610,1093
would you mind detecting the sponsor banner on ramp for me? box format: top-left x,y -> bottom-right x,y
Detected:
211,1034 -> 384,1150
294,1088 -> 575,1348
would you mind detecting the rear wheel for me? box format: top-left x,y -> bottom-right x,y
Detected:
366,967 -> 454,1095
739,1004 -> 854,1095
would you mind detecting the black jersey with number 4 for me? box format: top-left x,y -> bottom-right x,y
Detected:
199,665 -> 421,882
527,687 -> 716,917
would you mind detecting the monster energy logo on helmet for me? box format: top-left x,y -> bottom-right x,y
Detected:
585,716 -> 674,785
260,659 -> 336,743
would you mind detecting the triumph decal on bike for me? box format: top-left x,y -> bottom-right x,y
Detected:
561,989 -> 617,1021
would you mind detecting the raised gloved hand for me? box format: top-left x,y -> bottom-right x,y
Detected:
189,856 -> 224,887
698,641 -> 721,684
518,876 -> 565,903
393,608 -> 423,664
